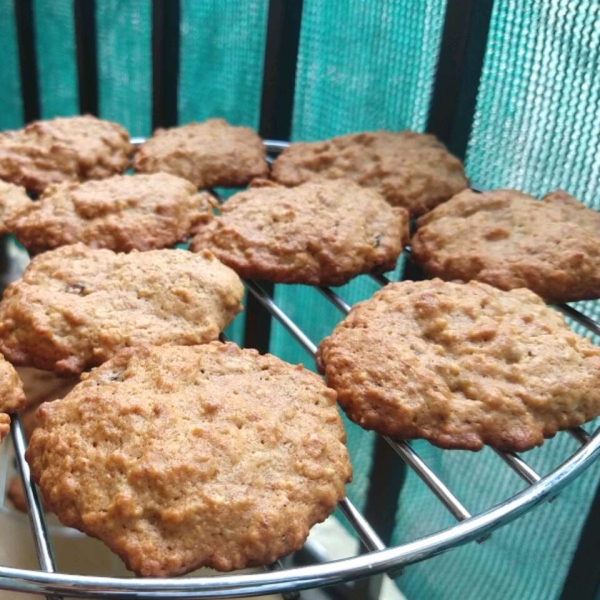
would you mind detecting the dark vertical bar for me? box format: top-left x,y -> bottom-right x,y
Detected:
352,437 -> 406,599
14,0 -> 40,123
560,482 -> 600,600
74,0 -> 98,115
244,0 -> 304,353
258,0 -> 304,140
152,0 -> 180,129
362,438 -> 406,546
426,0 -> 495,159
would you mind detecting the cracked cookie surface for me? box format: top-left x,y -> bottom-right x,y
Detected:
133,119 -> 268,188
27,342 -> 351,576
191,179 -> 409,286
0,244 -> 243,375
0,115 -> 131,194
412,189 -> 600,302
15,172 -> 214,254
317,279 -> 600,451
271,130 -> 468,215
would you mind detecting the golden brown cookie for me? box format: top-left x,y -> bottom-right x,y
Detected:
0,115 -> 131,194
0,355 -> 26,443
0,244 -> 244,375
411,189 -> 600,302
27,342 -> 351,576
317,279 -> 600,452
7,368 -> 76,512
133,119 -> 268,188
271,130 -> 468,215
14,173 -> 214,255
0,180 -> 34,234
191,179 -> 409,286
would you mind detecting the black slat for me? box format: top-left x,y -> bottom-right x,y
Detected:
152,0 -> 180,130
14,0 -> 40,123
74,0 -> 98,116
363,437 -> 406,546
259,0 -> 304,140
426,0 -> 495,159
244,0 -> 304,353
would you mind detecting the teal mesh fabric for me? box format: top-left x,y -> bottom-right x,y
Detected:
466,3 -> 600,210
393,440 -> 599,600
97,1 -> 152,137
33,0 -> 77,118
0,0 -> 23,129
270,1 -> 448,517
178,0 -> 268,128
291,0 -> 447,141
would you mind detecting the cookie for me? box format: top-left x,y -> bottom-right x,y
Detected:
317,279 -> 600,452
0,244 -> 244,375
271,130 -> 468,215
0,355 -> 26,443
0,115 -> 131,194
27,342 -> 351,576
0,180 -> 34,235
411,189 -> 600,302
133,119 -> 268,189
14,173 -> 215,255
7,368 -> 77,512
190,179 -> 409,286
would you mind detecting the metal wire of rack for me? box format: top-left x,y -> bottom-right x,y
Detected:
0,140 -> 599,599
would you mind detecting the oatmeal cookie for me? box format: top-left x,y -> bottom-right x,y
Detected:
0,180 -> 34,234
0,115 -> 131,194
14,173 -> 214,254
271,130 -> 468,215
133,119 -> 268,188
0,244 -> 243,375
27,342 -> 351,576
190,179 -> 409,286
0,355 -> 26,443
411,189 -> 600,302
317,279 -> 600,452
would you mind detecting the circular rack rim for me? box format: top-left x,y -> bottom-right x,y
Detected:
1,137 -> 599,598
1,432 -> 599,598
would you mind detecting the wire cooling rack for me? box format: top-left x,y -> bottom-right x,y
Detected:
0,140 -> 599,599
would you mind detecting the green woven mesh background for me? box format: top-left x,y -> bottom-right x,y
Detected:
0,2 -> 598,599
290,0 -> 447,141
178,0 -> 268,128
33,0 -> 78,118
97,0 -> 152,137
